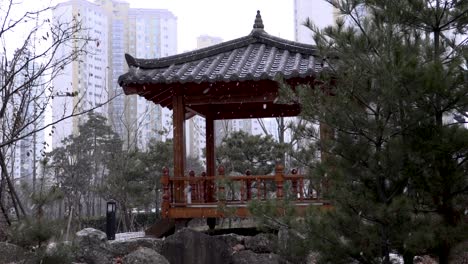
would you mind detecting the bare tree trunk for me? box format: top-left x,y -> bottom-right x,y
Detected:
120,203 -> 131,232
32,125 -> 37,193
58,199 -> 63,220
91,191 -> 95,217
65,205 -> 73,241
256,118 -> 271,136
0,180 -> 10,240
0,151 -> 26,219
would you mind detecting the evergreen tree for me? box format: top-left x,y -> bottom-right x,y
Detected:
217,131 -> 284,175
103,139 -> 174,230
49,112 -> 120,223
143,139 -> 174,215
292,1 -> 467,263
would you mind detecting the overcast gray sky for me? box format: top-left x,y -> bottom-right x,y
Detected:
18,0 -> 333,53
129,0 -> 296,53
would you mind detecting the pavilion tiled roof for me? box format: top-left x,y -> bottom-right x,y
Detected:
118,11 -> 321,88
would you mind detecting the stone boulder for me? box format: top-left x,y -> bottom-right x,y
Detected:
216,233 -> 246,248
450,241 -> 468,264
244,233 -> 277,253
232,250 -> 289,264
233,244 -> 246,252
277,228 -> 289,253
0,242 -> 27,263
161,228 -> 232,264
122,247 -> 169,264
40,241 -> 76,264
109,237 -> 163,256
414,255 -> 438,264
306,252 -> 319,264
75,228 -> 112,264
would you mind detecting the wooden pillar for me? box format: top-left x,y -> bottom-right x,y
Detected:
275,164 -> 285,199
246,170 -> 252,200
173,92 -> 185,203
217,166 -> 225,202
160,167 -> 170,218
206,115 -> 215,177
205,114 -> 215,202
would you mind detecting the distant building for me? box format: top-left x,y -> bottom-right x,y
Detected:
52,0 -> 109,149
197,35 -> 223,49
98,0 -> 177,150
52,0 -> 177,151
294,0 -> 334,44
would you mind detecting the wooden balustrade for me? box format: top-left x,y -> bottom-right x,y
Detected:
159,164 -> 319,207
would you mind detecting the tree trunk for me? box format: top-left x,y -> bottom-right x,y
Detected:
0,199 -> 9,241
403,252 -> 414,264
0,151 -> 26,218
438,243 -> 450,264
120,203 -> 131,232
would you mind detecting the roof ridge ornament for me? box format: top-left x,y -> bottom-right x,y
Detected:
253,10 -> 264,29
251,10 -> 266,35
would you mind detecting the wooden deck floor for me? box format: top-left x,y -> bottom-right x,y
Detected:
165,200 -> 331,218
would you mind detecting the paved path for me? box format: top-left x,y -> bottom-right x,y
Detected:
115,231 -> 145,241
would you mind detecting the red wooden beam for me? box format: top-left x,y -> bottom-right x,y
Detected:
185,92 -> 278,106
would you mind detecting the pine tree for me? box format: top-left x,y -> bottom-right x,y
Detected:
103,139 -> 174,230
49,112 -> 120,225
217,131 -> 284,175
294,1 -> 467,263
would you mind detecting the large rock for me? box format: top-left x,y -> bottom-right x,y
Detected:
0,242 -> 27,263
161,228 -> 232,264
244,233 -> 277,253
232,250 -> 289,264
122,247 -> 169,264
109,237 -> 163,256
414,255 -> 438,264
75,228 -> 112,264
450,241 -> 468,264
306,252 -> 319,264
41,241 -> 75,264
216,233 -> 246,248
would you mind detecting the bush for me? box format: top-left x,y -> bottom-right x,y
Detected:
7,218 -> 65,249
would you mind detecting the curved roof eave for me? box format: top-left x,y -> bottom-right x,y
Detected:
125,30 -> 317,70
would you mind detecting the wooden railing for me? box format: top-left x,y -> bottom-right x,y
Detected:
160,164 -> 320,217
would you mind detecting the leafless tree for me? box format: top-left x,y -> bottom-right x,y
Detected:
0,0 -> 116,236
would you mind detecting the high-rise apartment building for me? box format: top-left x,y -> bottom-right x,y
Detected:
294,0 -> 334,44
98,0 -> 177,150
52,0 -> 177,150
52,0 -> 109,149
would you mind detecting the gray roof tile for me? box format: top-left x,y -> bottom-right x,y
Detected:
118,12 -> 321,89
